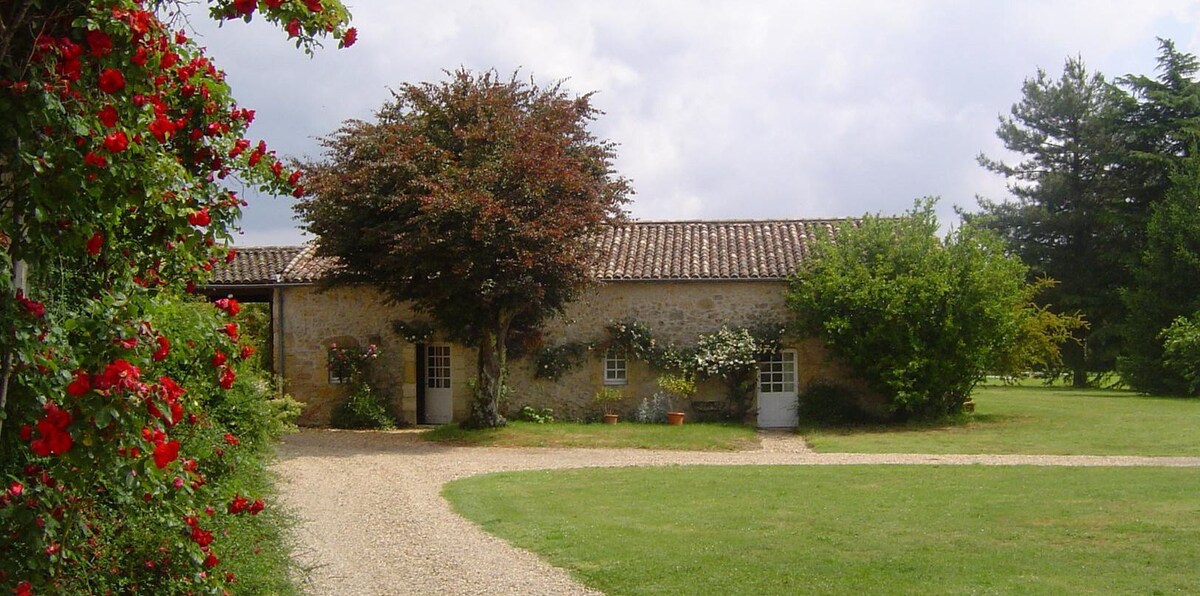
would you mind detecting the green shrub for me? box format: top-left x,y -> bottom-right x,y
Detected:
1161,313 -> 1200,395
798,381 -> 871,425
331,382 -> 396,429
513,405 -> 556,423
787,199 -> 1078,420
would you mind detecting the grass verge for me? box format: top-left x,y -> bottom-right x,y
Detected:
445,465 -> 1200,595
423,420 -> 759,451
802,384 -> 1200,456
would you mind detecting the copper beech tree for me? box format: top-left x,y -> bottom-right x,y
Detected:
298,69 -> 631,428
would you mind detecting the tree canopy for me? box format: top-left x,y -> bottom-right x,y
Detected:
297,69 -> 631,428
973,39 -> 1200,392
789,200 -> 1080,420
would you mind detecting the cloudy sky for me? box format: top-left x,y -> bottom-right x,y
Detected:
185,1 -> 1200,246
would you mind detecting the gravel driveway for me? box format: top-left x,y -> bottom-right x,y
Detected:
274,429 -> 1200,596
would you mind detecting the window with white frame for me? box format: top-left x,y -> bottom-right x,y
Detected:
327,347 -> 353,385
757,350 -> 797,394
603,347 -> 627,385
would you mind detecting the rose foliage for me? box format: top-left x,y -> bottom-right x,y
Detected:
0,0 -> 352,592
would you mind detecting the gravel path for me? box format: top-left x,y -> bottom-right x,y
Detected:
274,429 -> 1200,596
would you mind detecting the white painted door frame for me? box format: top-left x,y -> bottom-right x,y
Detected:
757,349 -> 799,428
424,343 -> 453,424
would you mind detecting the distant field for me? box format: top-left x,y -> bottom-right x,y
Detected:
803,384 -> 1200,456
445,465 -> 1200,595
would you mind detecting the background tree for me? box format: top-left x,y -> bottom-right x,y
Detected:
788,199 -> 1080,420
971,57 -> 1124,386
1118,154 -> 1200,394
297,69 -> 631,428
1113,40 -> 1200,393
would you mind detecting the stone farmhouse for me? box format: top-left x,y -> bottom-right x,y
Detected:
207,219 -> 865,428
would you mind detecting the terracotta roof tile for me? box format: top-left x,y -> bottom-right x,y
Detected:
209,219 -> 853,285
209,246 -> 303,285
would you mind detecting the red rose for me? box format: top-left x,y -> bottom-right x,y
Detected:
67,370 -> 92,397
84,151 -> 107,168
341,27 -> 358,48
99,105 -> 119,128
152,336 -> 170,361
19,424 -> 33,441
215,297 -> 241,316
305,0 -> 323,12
232,0 -> 256,15
264,0 -> 284,7
223,433 -> 240,446
286,18 -> 301,37
226,249 -> 238,264
86,232 -> 103,255
228,494 -> 249,514
94,358 -> 141,393
222,322 -> 239,341
8,481 -> 23,498
103,130 -> 128,153
149,115 -> 175,143
218,366 -> 236,389
229,138 -> 250,158
190,525 -> 213,547
204,553 -> 220,569
240,346 -> 256,359
153,439 -> 180,469
248,499 -> 265,515
187,207 -> 211,227
86,29 -> 113,57
16,290 -> 45,318
98,68 -> 125,94
212,351 -> 227,367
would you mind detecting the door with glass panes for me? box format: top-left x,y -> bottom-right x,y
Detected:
757,350 -> 798,428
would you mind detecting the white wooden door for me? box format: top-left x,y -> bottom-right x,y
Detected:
757,350 -> 798,428
425,344 -> 453,424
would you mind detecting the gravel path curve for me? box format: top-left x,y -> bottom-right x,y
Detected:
274,429 -> 1200,595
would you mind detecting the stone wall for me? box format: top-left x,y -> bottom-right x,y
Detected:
507,280 -> 858,420
278,280 -> 861,426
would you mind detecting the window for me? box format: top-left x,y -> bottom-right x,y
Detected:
327,347 -> 353,385
757,350 -> 797,394
603,347 -> 627,385
426,344 -> 451,389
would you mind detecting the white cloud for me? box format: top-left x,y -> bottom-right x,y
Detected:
183,0 -> 1200,245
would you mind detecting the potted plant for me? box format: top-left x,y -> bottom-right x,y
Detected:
657,374 -> 696,425
593,387 -> 625,424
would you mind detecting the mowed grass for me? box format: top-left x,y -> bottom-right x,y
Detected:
423,421 -> 759,451
444,465 -> 1200,595
804,384 -> 1200,456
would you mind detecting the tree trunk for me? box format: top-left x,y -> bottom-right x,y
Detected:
465,313 -> 512,429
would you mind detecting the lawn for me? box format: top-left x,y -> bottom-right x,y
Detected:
423,420 -> 759,451
444,465 -> 1200,595
803,384 -> 1200,456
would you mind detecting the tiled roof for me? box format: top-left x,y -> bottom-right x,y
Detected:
209,219 -> 853,285
208,246 -> 303,285
593,220 -> 847,280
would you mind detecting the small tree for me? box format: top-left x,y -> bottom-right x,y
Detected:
788,199 -> 1080,420
298,69 -> 631,428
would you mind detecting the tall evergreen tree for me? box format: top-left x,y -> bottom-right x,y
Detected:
972,57 -> 1126,386
1118,155 -> 1200,394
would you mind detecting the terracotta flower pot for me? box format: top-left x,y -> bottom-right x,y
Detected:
666,411 -> 685,425
602,414 -> 619,424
